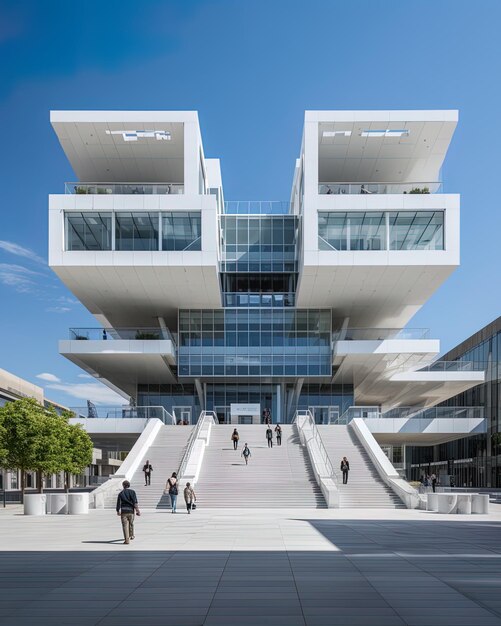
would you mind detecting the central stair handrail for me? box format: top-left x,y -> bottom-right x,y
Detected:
177,410 -> 217,479
294,409 -> 338,486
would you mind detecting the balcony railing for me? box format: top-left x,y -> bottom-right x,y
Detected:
318,182 -> 442,195
381,406 -> 485,420
223,292 -> 296,307
418,361 -> 486,372
69,405 -> 176,424
224,201 -> 291,215
332,328 -> 430,341
69,327 -> 177,346
65,182 -> 184,195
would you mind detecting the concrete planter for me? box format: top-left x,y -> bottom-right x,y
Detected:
68,492 -> 89,515
47,493 -> 68,515
24,494 -> 47,515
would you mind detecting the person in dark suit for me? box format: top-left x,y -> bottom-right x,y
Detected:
340,457 -> 350,484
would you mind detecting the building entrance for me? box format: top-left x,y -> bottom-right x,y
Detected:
309,406 -> 340,424
173,406 -> 192,424
214,405 -> 230,424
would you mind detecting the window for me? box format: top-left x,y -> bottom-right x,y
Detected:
162,212 -> 201,251
318,210 -> 445,251
65,212 -> 111,250
389,211 -> 444,250
115,212 -> 159,251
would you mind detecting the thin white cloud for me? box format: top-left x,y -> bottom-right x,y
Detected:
36,372 -> 61,383
0,241 -> 46,265
77,374 -> 93,379
0,263 -> 41,293
46,382 -> 125,405
45,306 -> 71,313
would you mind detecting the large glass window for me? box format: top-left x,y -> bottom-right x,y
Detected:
162,212 -> 201,251
115,212 -> 159,251
389,211 -> 444,250
318,210 -> 444,251
65,212 -> 111,251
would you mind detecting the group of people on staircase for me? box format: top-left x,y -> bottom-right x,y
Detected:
230,424 -> 283,466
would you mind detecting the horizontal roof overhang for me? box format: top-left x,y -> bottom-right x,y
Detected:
60,339 -> 177,398
367,416 -> 487,445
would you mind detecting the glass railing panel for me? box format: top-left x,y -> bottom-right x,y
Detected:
69,327 -> 177,346
222,293 -> 296,307
332,328 -> 430,341
65,182 -> 184,195
224,201 -> 291,215
318,182 -> 442,195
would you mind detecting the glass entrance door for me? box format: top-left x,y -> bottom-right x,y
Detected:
173,406 -> 192,424
214,405 -> 230,424
309,406 -> 340,424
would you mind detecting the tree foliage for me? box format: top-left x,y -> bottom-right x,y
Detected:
0,398 -> 93,492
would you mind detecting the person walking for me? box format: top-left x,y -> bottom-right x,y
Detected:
116,480 -> 140,545
266,426 -> 273,448
242,443 -> 251,465
340,457 -> 350,484
274,424 -> 282,446
142,460 -> 153,486
431,473 -> 437,493
165,472 -> 179,513
231,428 -> 240,450
184,482 -> 197,514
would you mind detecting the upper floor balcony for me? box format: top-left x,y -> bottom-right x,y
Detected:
65,182 -> 184,195
318,181 -> 442,195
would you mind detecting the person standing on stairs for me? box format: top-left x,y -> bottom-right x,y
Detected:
184,482 -> 197,513
165,472 -> 179,513
266,426 -> 273,448
340,457 -> 350,484
231,428 -> 240,450
274,424 -> 282,446
142,460 -> 153,486
242,443 -> 251,465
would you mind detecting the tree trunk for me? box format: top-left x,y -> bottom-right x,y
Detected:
64,471 -> 69,493
37,470 -> 43,494
21,469 -> 26,503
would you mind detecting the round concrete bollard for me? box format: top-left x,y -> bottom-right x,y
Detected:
67,492 -> 89,515
427,493 -> 439,511
48,493 -> 68,515
437,494 -> 457,514
456,494 -> 472,514
472,494 -> 489,514
24,494 -> 47,515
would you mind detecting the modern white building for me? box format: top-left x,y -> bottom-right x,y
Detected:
49,109 -> 485,480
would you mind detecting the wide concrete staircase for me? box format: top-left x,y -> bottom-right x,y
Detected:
317,425 -> 405,508
195,424 -> 326,508
104,425 -> 193,509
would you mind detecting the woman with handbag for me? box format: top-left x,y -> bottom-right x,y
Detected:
184,482 -> 197,514
165,472 -> 179,513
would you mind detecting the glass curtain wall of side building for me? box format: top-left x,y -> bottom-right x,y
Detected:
408,318 -> 501,487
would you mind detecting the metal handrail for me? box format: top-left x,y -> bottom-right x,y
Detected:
65,182 -> 184,195
69,327 -> 177,346
294,409 -> 338,485
177,410 -> 217,479
318,181 -> 442,195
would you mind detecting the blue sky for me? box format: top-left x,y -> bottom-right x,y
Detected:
0,0 -> 500,407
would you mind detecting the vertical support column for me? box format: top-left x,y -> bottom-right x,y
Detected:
183,122 -> 200,195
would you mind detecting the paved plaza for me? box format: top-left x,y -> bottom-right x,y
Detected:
2,506 -> 501,625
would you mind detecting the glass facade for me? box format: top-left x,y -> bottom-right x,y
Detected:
220,216 -> 298,272
162,212 -> 201,251
178,309 -> 331,377
318,211 -> 444,251
138,382 -> 354,424
408,318 -> 501,487
115,212 -> 159,251
64,211 -> 201,252
65,212 -> 112,251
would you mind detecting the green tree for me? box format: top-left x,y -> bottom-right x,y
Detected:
0,398 -> 92,495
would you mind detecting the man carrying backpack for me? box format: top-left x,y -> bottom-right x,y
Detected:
116,480 -> 140,545
241,443 -> 251,465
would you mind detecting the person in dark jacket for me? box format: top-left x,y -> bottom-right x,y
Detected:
340,457 -> 350,484
274,424 -> 282,446
142,460 -> 153,486
116,480 -> 140,544
165,472 -> 179,513
231,428 -> 240,450
266,426 -> 273,448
